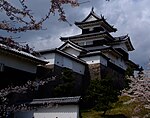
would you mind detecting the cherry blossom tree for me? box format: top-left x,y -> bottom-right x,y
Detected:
0,0 -> 79,117
0,0 -> 111,36
122,70 -> 150,109
0,76 -> 57,117
0,0 -> 78,40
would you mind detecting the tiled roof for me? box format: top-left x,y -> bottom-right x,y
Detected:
60,31 -> 115,41
38,48 -> 86,64
79,46 -> 123,58
114,35 -> 134,51
58,40 -> 87,52
0,43 -> 47,64
74,8 -> 117,32
29,96 -> 81,105
114,35 -> 129,41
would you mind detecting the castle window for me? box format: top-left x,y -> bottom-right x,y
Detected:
78,42 -> 85,46
86,41 -> 93,45
82,29 -> 89,34
89,27 -> 94,31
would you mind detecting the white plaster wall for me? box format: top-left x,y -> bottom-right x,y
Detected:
85,45 -> 106,51
100,56 -> 107,66
14,105 -> 79,118
63,47 -> 80,57
54,53 -> 63,67
117,58 -> 127,70
63,56 -> 73,69
81,55 -> 107,66
104,52 -> 127,70
42,53 -> 55,65
41,52 -> 85,74
81,56 -> 100,64
112,43 -> 128,52
53,53 -> 85,75
72,61 -> 85,75
86,15 -> 97,22
55,53 -> 63,69
76,38 -> 104,46
0,53 -> 37,73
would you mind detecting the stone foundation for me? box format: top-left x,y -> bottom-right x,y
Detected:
88,62 -> 126,89
36,64 -> 86,97
88,63 -> 101,80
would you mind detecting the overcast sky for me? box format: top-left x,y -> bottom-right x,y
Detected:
2,0 -> 150,69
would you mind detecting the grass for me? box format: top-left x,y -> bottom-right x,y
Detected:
81,95 -> 150,118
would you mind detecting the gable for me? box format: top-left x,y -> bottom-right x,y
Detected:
81,8 -> 101,22
100,48 -> 128,70
62,46 -> 81,57
59,41 -> 87,57
112,43 -> 128,52
75,10 -> 117,32
85,15 -> 98,22
125,39 -> 134,51
113,35 -> 134,51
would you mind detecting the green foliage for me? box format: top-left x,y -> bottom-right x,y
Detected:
125,67 -> 134,76
54,68 -> 75,97
83,76 -> 122,115
122,76 -> 132,91
81,96 -> 150,118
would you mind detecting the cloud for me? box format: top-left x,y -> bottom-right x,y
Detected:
1,0 -> 150,68
95,0 -> 150,68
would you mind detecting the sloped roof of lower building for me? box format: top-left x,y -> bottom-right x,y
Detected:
0,43 -> 48,64
126,60 -> 139,70
79,45 -> 123,58
15,96 -> 81,106
29,96 -> 81,105
113,35 -> 134,51
38,48 -> 87,65
58,40 -> 88,52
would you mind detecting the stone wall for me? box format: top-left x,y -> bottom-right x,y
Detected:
36,64 -> 87,97
36,62 -> 126,97
87,62 -> 126,89
53,65 -> 86,96
106,62 -> 126,89
88,63 -> 101,80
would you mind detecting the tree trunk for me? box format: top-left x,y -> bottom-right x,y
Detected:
102,110 -> 107,116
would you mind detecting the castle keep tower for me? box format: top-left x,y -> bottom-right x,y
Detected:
60,8 -> 137,80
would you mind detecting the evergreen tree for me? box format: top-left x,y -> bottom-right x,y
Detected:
54,68 -> 75,97
83,76 -> 122,115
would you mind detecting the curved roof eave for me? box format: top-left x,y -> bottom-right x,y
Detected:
74,9 -> 117,32
58,40 -> 88,52
60,31 -> 115,41
126,37 -> 134,51
0,46 -> 48,64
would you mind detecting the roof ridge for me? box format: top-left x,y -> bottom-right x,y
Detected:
32,96 -> 81,101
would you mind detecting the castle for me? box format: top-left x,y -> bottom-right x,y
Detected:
0,8 -> 138,92
38,9 -> 138,82
0,8 -> 139,118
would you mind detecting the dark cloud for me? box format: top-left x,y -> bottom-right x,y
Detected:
1,0 -> 150,68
